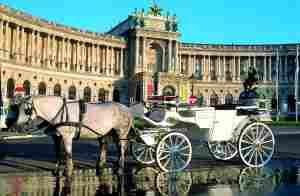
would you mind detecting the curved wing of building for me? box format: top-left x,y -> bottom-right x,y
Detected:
0,4 -> 299,112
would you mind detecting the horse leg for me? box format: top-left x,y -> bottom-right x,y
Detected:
96,137 -> 107,173
118,138 -> 127,175
61,135 -> 73,179
52,135 -> 63,176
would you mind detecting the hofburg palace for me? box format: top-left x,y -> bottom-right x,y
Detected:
0,4 -> 299,112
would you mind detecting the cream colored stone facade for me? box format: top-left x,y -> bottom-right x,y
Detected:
0,4 -> 299,111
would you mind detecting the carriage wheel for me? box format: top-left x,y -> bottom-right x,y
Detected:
156,132 -> 192,172
156,172 -> 192,196
238,122 -> 275,167
208,140 -> 238,160
131,141 -> 156,165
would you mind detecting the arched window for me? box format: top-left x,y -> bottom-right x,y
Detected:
225,93 -> 234,104
210,93 -> 219,106
83,87 -> 91,102
162,85 -> 176,96
6,78 -> 15,98
23,80 -> 31,96
113,89 -> 120,102
53,84 -> 61,96
38,82 -> 47,95
68,86 -> 76,100
98,88 -> 106,102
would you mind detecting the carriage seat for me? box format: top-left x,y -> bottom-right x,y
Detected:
145,109 -> 166,123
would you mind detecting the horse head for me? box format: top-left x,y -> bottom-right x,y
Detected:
14,96 -> 35,126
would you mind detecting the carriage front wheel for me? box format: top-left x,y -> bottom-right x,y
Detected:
238,122 -> 275,168
156,132 -> 192,172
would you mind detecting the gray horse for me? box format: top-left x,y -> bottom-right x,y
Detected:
12,96 -> 133,177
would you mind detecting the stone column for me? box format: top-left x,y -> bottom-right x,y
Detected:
284,56 -> 288,80
66,39 -> 70,71
135,36 -> 139,73
178,54 -> 182,74
223,56 -> 226,81
217,56 -> 221,81
36,31 -> 41,64
263,55 -> 267,82
61,38 -> 65,70
111,47 -> 114,76
15,25 -> 20,61
208,55 -> 211,81
142,37 -> 146,72
193,55 -> 196,75
248,56 -> 251,69
21,27 -> 26,63
201,55 -> 206,80
237,56 -> 241,81
269,56 -> 272,81
52,35 -> 55,68
4,21 -> 10,59
76,41 -> 79,72
233,56 -> 236,82
168,39 -> 172,72
120,48 -> 124,77
32,30 -> 36,64
175,42 -> 179,72
106,46 -> 109,75
46,34 -> 51,67
90,43 -> 94,72
254,56 -> 256,68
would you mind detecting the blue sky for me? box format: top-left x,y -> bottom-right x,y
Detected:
1,0 -> 300,44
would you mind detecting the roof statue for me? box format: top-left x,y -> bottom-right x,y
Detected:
148,0 -> 163,16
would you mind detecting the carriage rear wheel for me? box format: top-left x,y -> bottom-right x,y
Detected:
156,132 -> 192,172
131,141 -> 156,165
208,140 -> 238,160
238,122 -> 275,167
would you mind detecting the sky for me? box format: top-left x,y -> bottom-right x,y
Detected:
1,0 -> 300,44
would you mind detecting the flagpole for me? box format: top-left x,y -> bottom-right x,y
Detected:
296,45 -> 299,122
276,48 -> 279,121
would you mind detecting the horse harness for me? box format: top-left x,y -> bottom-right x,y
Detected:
29,97 -> 103,139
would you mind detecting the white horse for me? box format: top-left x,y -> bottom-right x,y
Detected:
12,96 -> 133,177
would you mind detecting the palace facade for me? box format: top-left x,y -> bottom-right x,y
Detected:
0,4 -> 299,112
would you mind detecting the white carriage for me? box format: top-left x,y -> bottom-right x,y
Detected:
131,96 -> 275,172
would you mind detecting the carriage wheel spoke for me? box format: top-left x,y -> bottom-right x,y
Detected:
163,158 -> 170,168
137,149 -> 146,160
254,150 -> 258,166
243,147 -> 254,159
149,148 -> 154,161
261,148 -> 270,158
261,140 -> 273,145
178,145 -> 190,151
159,153 -> 170,161
241,145 -> 253,151
260,131 -> 271,142
261,145 -> 273,151
241,139 -> 253,145
258,150 -> 264,164
247,149 -> 256,164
